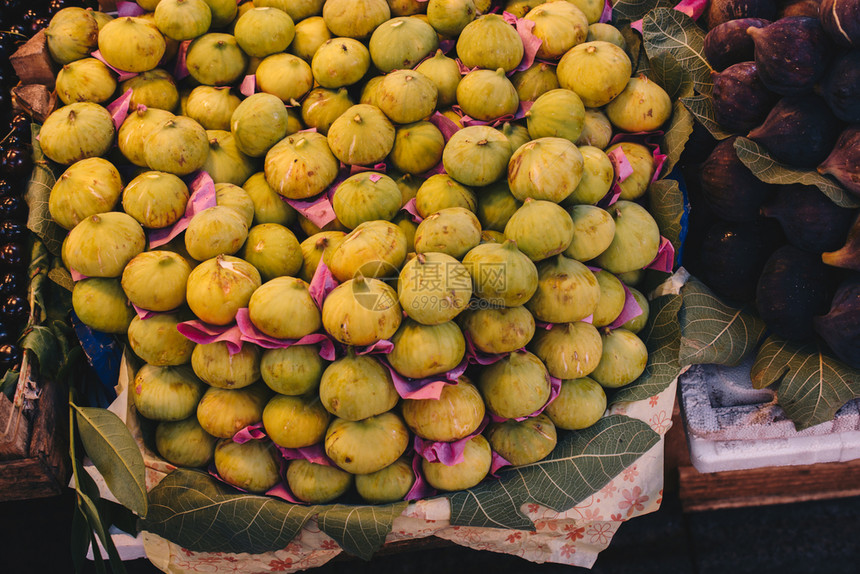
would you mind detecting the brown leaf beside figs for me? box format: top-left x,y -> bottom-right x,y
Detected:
748,16 -> 834,95
747,94 -> 843,168
818,125 -> 860,196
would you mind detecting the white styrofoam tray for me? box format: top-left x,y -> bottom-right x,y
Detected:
678,358 -> 860,474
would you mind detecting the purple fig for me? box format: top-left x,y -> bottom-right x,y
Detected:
698,219 -> 785,302
760,184 -> 858,252
756,244 -> 832,341
701,136 -> 774,222
747,94 -> 843,168
748,17 -> 834,95
704,0 -> 778,29
818,125 -> 860,197
820,0 -> 860,46
819,50 -> 860,122
813,274 -> 860,367
823,212 -> 860,270
704,18 -> 770,71
712,62 -> 777,132
778,0 -> 822,18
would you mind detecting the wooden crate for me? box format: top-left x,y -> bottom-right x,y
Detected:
0,356 -> 69,502
664,395 -> 860,511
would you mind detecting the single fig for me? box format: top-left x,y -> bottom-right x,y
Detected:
700,136 -> 773,222
823,213 -> 860,271
712,62 -> 777,133
704,0 -> 777,29
748,17 -> 834,95
697,219 -> 785,302
747,94 -> 842,168
703,17 -> 770,71
756,244 -> 832,341
814,274 -> 860,367
820,0 -> 860,46
818,125 -> 860,197
819,49 -> 860,122
761,184 -> 857,252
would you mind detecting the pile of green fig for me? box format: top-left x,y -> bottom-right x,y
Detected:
684,0 -> 860,368
28,0 -> 680,504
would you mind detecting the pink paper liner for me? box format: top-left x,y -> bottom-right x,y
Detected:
233,423 -> 336,467
456,59 -> 478,75
645,236 -> 676,273
232,422 -> 268,443
490,451 -> 512,476
117,1 -> 146,17
240,74 -> 256,97
354,339 -> 395,355
502,11 -> 542,73
439,39 -> 456,54
607,280 -> 644,330
600,0 -> 613,23
132,304 -> 172,320
599,131 -> 669,209
489,374 -> 562,423
284,192 -> 336,229
70,268 -> 88,281
235,308 -> 337,360
406,452 -> 436,501
177,320 -> 244,355
148,171 -> 217,248
91,50 -> 138,82
454,100 -> 532,128
414,416 -> 489,467
174,40 -> 191,81
308,260 -> 339,310
348,162 -> 388,175
607,145 -> 634,183
464,331 -> 517,366
385,357 -> 469,400
429,111 -> 461,140
107,88 -> 134,129
401,197 -> 423,223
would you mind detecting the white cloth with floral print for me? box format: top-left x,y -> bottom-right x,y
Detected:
137,377 -> 677,573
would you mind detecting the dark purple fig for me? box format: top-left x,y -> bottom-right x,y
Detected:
823,212 -> 860,270
748,17 -> 834,95
703,18 -> 771,71
819,50 -> 860,122
756,244 -> 832,341
747,94 -> 843,168
779,0 -> 822,18
704,0 -> 778,29
701,136 -> 774,222
820,0 -> 860,46
818,125 -> 860,197
760,184 -> 858,252
698,219 -> 785,302
814,274 -> 860,367
712,62 -> 777,132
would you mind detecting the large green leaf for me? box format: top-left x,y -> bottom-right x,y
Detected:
642,8 -> 713,95
317,502 -> 408,561
447,415 -> 659,530
25,124 -> 66,257
610,294 -> 682,405
660,100 -> 694,175
750,337 -> 860,431
72,405 -> 148,517
611,0 -> 673,22
21,325 -> 60,379
733,137 -> 860,208
649,178 -> 686,254
680,94 -> 734,140
647,51 -> 694,101
142,469 -> 409,557
679,278 -> 766,367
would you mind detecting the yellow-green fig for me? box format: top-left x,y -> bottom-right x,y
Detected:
590,328 -> 648,388
264,131 -> 339,199
462,240 -> 538,307
401,377 -> 485,441
127,313 -> 196,366
413,207 -> 482,259
55,58 -> 117,105
524,1 -> 589,60
156,417 -> 218,468
327,220 -> 407,282
319,351 -> 399,421
234,7 -> 295,58
564,204 -> 616,262
545,376 -> 606,430
197,383 -> 270,439
287,459 -> 353,503
605,75 -> 672,133
132,364 -> 206,422
477,349 -> 551,419
144,115 -> 209,176
185,32 -> 249,86
186,86 -> 241,131
121,250 -> 192,312
184,206 -> 249,261
98,17 -> 166,73
526,254 -> 601,323
322,276 -> 403,346
529,321 -> 602,380
398,252 -> 473,325
557,41 -> 632,108
64,212 -> 145,278
486,413 -> 557,466
49,157 -> 122,231
240,224 -> 303,282
255,53 -> 314,103
507,137 -> 584,203
191,341 -> 261,390
459,305 -> 536,354
593,200 -> 661,274
355,456 -> 414,504
72,278 -> 134,335
248,277 -> 321,340
325,411 -> 410,474
422,434 -> 491,491
263,393 -> 331,448
260,345 -> 327,396
45,7 -> 99,65
504,198 -> 574,261
311,37 -> 371,88
39,102 -> 115,165
388,318 -> 466,379
185,255 -> 262,326
214,438 -> 280,493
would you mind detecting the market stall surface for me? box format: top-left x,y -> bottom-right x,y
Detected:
1,490 -> 858,574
